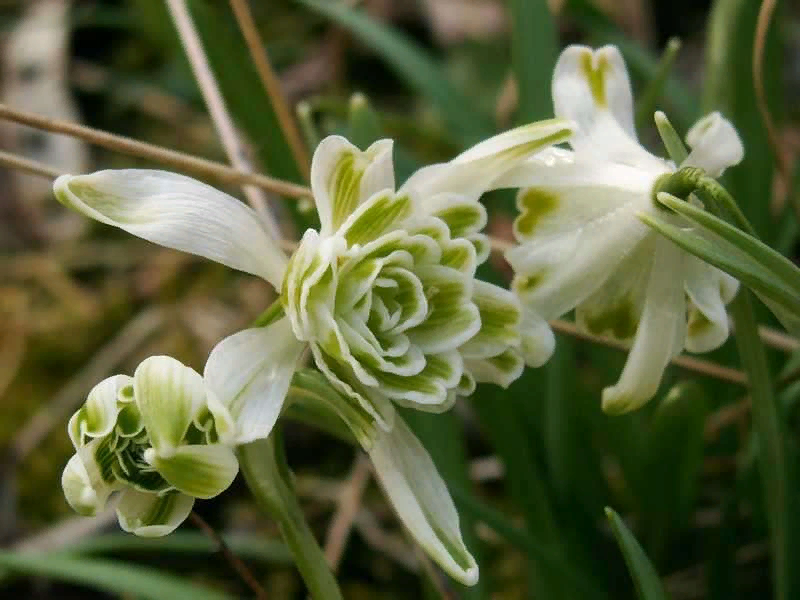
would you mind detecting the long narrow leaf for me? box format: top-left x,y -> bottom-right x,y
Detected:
296,0 -> 494,146
605,508 -> 669,600
639,200 -> 800,327
0,552 -> 232,600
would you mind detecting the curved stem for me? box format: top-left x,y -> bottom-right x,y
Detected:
238,432 -> 343,600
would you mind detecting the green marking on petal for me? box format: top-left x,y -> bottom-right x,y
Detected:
514,187 -> 559,238
687,306 -> 714,338
580,49 -> 609,107
330,152 -> 364,230
583,298 -> 639,340
487,350 -> 521,375
151,444 -> 239,499
434,204 -> 485,238
512,271 -> 547,294
342,193 -> 412,246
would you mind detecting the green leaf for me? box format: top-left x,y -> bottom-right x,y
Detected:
703,0 -> 782,241
605,508 -> 669,600
66,532 -> 292,563
640,195 -> 800,332
635,39 -> 682,132
296,0 -> 494,146
508,0 -> 558,123
187,0 -> 305,183
0,552 -> 232,600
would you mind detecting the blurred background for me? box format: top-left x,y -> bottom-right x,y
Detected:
1,0 -> 799,598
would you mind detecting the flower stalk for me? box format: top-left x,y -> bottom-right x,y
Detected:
238,432 -> 343,600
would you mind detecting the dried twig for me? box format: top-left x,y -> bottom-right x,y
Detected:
0,103 -> 311,199
189,512 -> 268,600
228,0 -> 310,178
323,453 -> 371,571
165,0 -> 281,240
753,0 -> 792,193
550,319 -> 749,387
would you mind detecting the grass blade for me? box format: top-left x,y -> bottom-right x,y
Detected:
605,508 -> 669,600
296,0 -> 494,146
0,552 -> 232,600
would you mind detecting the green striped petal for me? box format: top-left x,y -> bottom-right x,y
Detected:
61,442 -> 119,517
459,281 -> 522,360
147,444 -> 238,500
464,348 -> 525,389
68,375 -> 131,448
116,489 -> 194,537
133,356 -> 206,456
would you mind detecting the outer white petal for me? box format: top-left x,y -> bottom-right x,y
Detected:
68,374 -> 131,448
552,45 -> 665,171
684,257 -> 738,353
116,489 -> 194,537
204,318 -> 305,445
602,240 -> 687,413
310,136 -> 395,236
502,166 -> 654,321
61,448 -> 117,517
518,309 -> 556,367
682,112 -> 744,177
147,444 -> 238,499
54,170 -> 286,288
133,356 -> 206,456
399,119 -> 575,203
367,418 -> 479,586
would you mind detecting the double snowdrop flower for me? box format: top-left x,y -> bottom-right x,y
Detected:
54,119 -> 573,444
495,45 -> 743,413
54,119 -> 573,585
62,356 -> 239,536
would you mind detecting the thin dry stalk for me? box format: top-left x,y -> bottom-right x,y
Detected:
189,512 -> 269,600
0,150 -> 62,179
0,103 -> 311,199
164,0 -> 281,239
228,0 -> 310,178
550,319 -> 749,387
753,0 -> 792,190
323,453 -> 372,571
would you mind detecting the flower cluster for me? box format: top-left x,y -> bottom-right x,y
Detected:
62,356 -> 238,536
53,43 -> 747,587
495,44 -> 743,413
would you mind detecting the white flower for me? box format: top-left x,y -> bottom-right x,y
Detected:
62,356 -> 239,537
494,44 -> 743,413
54,120 -> 574,443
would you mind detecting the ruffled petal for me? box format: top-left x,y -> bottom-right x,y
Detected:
54,170 -> 286,288
148,444 -> 238,499
602,240 -> 687,413
204,318 -> 305,445
68,374 -> 131,448
116,489 -> 194,537
551,45 -> 665,171
682,112 -> 744,178
310,136 -> 395,236
133,356 -> 206,456
367,417 -> 479,586
464,348 -> 524,389
684,256 -> 739,353
459,280 -> 522,359
399,119 -> 575,203
61,443 -> 119,517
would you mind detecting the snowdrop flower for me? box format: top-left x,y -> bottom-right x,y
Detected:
54,120 -> 573,443
495,45 -> 743,413
62,356 -> 238,536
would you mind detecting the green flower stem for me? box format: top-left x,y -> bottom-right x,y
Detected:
237,433 -> 343,600
252,298 -> 285,327
728,290 -> 789,600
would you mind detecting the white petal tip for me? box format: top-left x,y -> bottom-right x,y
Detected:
601,387 -> 649,415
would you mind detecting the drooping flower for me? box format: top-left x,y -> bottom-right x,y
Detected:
494,45 -> 743,413
62,356 -> 238,536
54,120 -> 574,443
